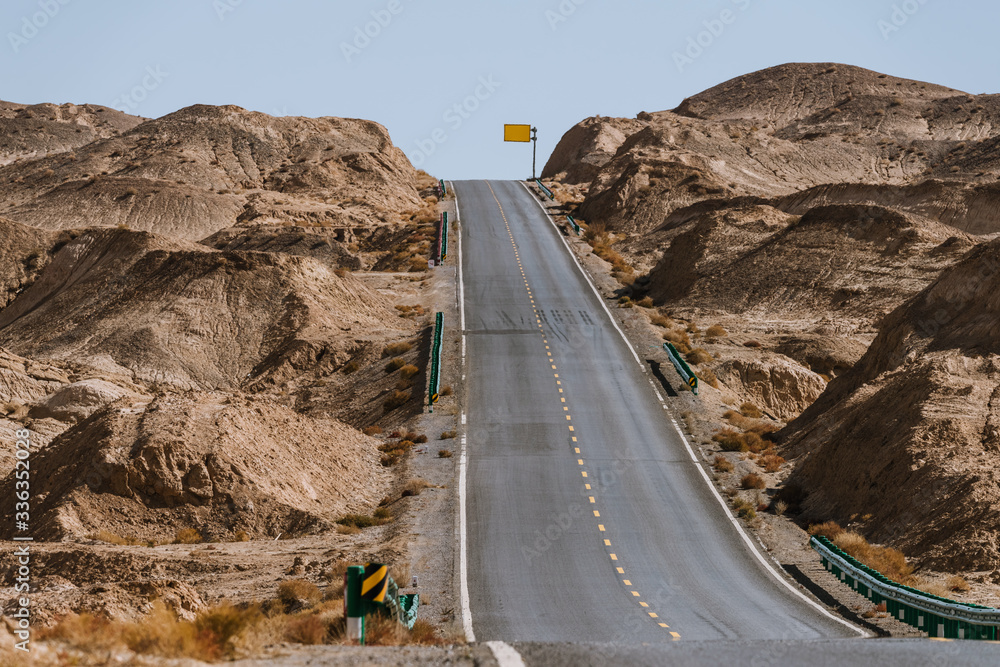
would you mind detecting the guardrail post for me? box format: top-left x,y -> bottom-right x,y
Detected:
429,312 -> 443,409
663,343 -> 698,395
345,565 -> 365,643
440,179 -> 447,196
535,179 -> 554,200
441,212 -> 449,261
566,215 -> 581,235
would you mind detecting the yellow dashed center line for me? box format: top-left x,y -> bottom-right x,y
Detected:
485,180 -> 677,640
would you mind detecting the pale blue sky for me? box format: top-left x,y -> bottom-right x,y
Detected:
2,1 -> 998,178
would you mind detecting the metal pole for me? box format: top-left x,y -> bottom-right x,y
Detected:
531,127 -> 538,180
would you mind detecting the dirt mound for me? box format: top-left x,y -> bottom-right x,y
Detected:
0,227 -> 406,390
0,101 -> 142,166
1,392 -> 389,542
202,224 -> 362,270
780,238 -> 1000,570
715,354 -> 827,421
645,203 -> 974,332
0,104 -> 422,241
542,116 -> 645,184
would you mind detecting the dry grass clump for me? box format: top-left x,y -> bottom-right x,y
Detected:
398,364 -> 420,380
741,473 -> 766,490
440,385 -> 453,396
401,478 -> 433,497
337,508 -> 391,529
807,521 -> 845,540
383,342 -> 413,357
713,429 -> 771,453
277,580 -> 322,611
740,402 -> 763,419
173,528 -> 203,544
342,360 -> 360,374
438,449 -> 453,458
385,358 -> 407,373
705,324 -> 727,339
586,230 -> 633,283
383,390 -> 411,412
833,531 -> 914,584
362,425 -> 383,436
733,498 -> 756,520
379,438 -> 414,466
440,430 -> 457,440
663,329 -> 692,354
759,452 -> 785,473
635,296 -> 654,308
698,367 -> 720,389
686,348 -> 713,366
713,455 -> 734,473
650,314 -> 673,329
947,575 -> 970,592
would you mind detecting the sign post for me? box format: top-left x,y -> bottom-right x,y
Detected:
504,124 -> 537,179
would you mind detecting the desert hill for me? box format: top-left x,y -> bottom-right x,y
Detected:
0,104 -> 422,243
1,391 -> 388,542
779,237 -> 1000,571
0,101 -> 142,166
0,224 -> 408,391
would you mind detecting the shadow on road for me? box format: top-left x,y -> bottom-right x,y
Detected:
648,359 -> 679,397
782,564 -> 888,637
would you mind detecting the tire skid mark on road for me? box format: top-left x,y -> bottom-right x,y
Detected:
484,181 -> 678,640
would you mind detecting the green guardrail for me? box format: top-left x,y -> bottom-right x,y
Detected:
663,342 -> 698,395
441,211 -> 449,261
566,215 -> 581,235
812,536 -> 1000,640
535,179 -> 554,200
428,312 -> 443,407
439,179 -> 447,196
345,563 -> 419,644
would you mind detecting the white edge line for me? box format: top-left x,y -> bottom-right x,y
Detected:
486,640 -> 527,667
452,182 -> 476,643
518,180 -> 869,639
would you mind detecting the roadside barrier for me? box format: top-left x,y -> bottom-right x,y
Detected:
433,212 -> 444,266
429,312 -> 443,407
812,536 -> 1000,640
440,179 -> 447,196
441,211 -> 449,261
345,563 -> 419,643
663,343 -> 698,395
535,179 -> 555,200
566,214 -> 581,235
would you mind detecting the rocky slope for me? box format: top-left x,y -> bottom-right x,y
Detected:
780,238 -> 1000,572
0,104 -> 422,246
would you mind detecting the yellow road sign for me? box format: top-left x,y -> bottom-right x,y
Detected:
504,124 -> 532,142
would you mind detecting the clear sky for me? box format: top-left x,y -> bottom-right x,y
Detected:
2,1 -> 998,179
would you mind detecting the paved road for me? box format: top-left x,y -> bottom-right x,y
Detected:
457,180 -> 857,644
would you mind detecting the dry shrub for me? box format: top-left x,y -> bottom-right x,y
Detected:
438,449 -> 453,458
89,530 -> 144,546
173,528 -> 202,544
440,431 -> 457,440
947,575 -> 970,593
743,340 -> 762,348
383,342 -> 413,356
401,479 -> 432,497
760,453 -> 785,473
336,524 -> 361,535
337,513 -> 390,529
713,429 -> 767,453
233,530 -> 250,542
663,329 -> 692,354
362,425 -> 383,436
384,390 -> 411,412
706,324 -> 727,338
698,367 -> 720,389
399,364 -> 420,379
686,348 -> 713,366
342,360 -> 360,374
650,314 -> 673,328
636,296 -> 654,308
278,580 -> 322,610
733,498 -> 756,520
741,473 -> 766,490
284,614 -> 328,645
385,358 -> 407,373
832,531 -> 914,584
364,614 -> 409,646
713,455 -> 734,473
773,500 -> 788,516
740,402 -> 763,419
807,521 -> 844,540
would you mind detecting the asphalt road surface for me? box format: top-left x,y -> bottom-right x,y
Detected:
457,180 -> 860,645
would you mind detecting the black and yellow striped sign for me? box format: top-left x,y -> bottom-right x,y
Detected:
361,563 -> 389,603
689,377 -> 697,389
